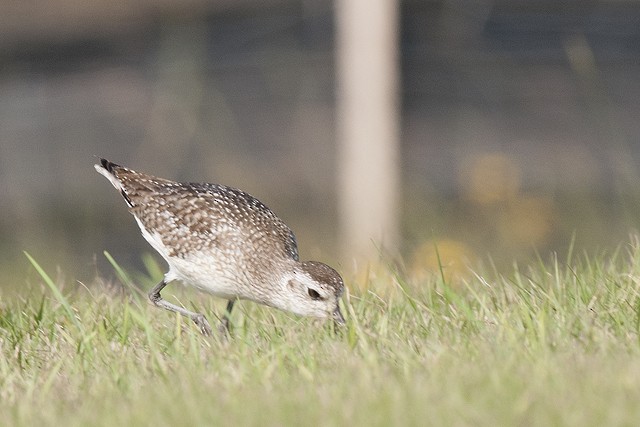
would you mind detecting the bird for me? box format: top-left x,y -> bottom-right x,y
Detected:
95,158 -> 345,335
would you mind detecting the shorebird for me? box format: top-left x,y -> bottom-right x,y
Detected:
95,158 -> 345,335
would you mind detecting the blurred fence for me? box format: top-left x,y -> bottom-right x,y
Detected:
1,0 -> 640,284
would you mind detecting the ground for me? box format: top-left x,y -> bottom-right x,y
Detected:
2,245 -> 640,426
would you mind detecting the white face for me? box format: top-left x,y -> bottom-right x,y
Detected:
277,265 -> 344,323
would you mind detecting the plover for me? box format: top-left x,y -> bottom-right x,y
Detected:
95,158 -> 345,335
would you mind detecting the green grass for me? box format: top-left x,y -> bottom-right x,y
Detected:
3,243 -> 640,426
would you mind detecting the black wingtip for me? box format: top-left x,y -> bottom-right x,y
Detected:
99,158 -> 120,173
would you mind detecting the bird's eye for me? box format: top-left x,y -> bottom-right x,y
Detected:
307,288 -> 322,300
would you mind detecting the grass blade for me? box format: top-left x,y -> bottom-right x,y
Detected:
24,251 -> 83,332
104,251 -> 144,297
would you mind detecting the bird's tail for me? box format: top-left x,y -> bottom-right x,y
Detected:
94,158 -> 134,207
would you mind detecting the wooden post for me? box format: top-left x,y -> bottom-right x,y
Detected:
335,0 -> 401,260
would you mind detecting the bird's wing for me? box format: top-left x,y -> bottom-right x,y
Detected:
96,158 -> 300,262
189,183 -> 300,262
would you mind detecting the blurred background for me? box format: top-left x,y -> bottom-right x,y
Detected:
2,0 -> 640,287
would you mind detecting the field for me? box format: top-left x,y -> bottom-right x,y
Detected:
3,244 -> 640,427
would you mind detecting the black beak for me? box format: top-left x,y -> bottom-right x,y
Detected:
333,305 -> 345,326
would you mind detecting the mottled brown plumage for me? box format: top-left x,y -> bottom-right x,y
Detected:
95,158 -> 345,335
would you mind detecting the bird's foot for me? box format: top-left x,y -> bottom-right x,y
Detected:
192,313 -> 213,336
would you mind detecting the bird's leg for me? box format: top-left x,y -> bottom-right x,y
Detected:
148,279 -> 212,336
218,299 -> 236,336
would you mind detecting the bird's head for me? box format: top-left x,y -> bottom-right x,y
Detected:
278,261 -> 345,325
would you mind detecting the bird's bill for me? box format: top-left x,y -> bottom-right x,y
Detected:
333,305 -> 346,325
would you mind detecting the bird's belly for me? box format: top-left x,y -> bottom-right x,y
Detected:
135,219 -> 270,302
165,251 -> 254,300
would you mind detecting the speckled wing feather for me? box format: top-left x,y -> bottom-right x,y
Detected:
98,159 -> 300,262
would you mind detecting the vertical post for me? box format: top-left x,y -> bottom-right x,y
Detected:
335,0 -> 401,260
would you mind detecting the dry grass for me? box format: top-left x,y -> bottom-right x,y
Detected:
3,244 -> 640,426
